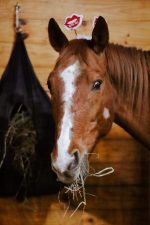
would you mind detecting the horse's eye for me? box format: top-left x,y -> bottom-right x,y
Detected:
92,79 -> 103,90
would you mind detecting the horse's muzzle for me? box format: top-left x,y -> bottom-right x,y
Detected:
52,153 -> 89,185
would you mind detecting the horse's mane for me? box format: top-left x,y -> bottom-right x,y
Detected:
105,43 -> 150,117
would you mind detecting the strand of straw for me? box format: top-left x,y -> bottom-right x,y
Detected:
63,166 -> 114,218
88,167 -> 114,178
0,126 -> 13,169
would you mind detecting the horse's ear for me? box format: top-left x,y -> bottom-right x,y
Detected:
48,18 -> 69,52
90,16 -> 109,53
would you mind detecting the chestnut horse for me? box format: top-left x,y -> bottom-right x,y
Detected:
47,16 -> 150,184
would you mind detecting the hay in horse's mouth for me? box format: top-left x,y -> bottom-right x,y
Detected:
3,104 -> 37,175
64,164 -> 114,217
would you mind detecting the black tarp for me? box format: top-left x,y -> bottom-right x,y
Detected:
0,33 -> 59,200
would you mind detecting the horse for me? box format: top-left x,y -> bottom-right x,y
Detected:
47,16 -> 150,185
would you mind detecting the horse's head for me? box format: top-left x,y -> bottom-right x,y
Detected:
47,17 -> 115,184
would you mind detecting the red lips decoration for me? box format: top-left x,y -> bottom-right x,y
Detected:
64,13 -> 83,30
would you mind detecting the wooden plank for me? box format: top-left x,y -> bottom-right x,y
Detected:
84,209 -> 149,225
87,134 -> 150,186
1,32 -> 150,78
86,161 -> 150,186
90,139 -> 148,163
72,186 -> 149,210
0,18 -> 150,49
0,194 -> 149,225
1,0 -> 150,22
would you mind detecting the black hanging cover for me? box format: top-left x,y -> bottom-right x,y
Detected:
0,33 -> 59,199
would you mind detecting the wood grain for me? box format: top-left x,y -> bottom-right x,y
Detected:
0,193 -> 149,225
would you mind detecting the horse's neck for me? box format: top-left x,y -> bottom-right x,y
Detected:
105,44 -> 150,149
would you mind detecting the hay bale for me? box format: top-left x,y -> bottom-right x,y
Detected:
5,105 -> 37,175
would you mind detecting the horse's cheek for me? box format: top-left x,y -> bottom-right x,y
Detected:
99,113 -> 113,137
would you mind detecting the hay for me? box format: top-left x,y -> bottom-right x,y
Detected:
64,165 -> 114,217
0,105 -> 37,175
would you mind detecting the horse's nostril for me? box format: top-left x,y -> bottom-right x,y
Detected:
67,150 -> 79,171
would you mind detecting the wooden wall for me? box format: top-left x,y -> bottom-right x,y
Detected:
0,0 -> 150,225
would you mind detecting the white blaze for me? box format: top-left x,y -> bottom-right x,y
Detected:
54,61 -> 80,172
103,107 -> 110,119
